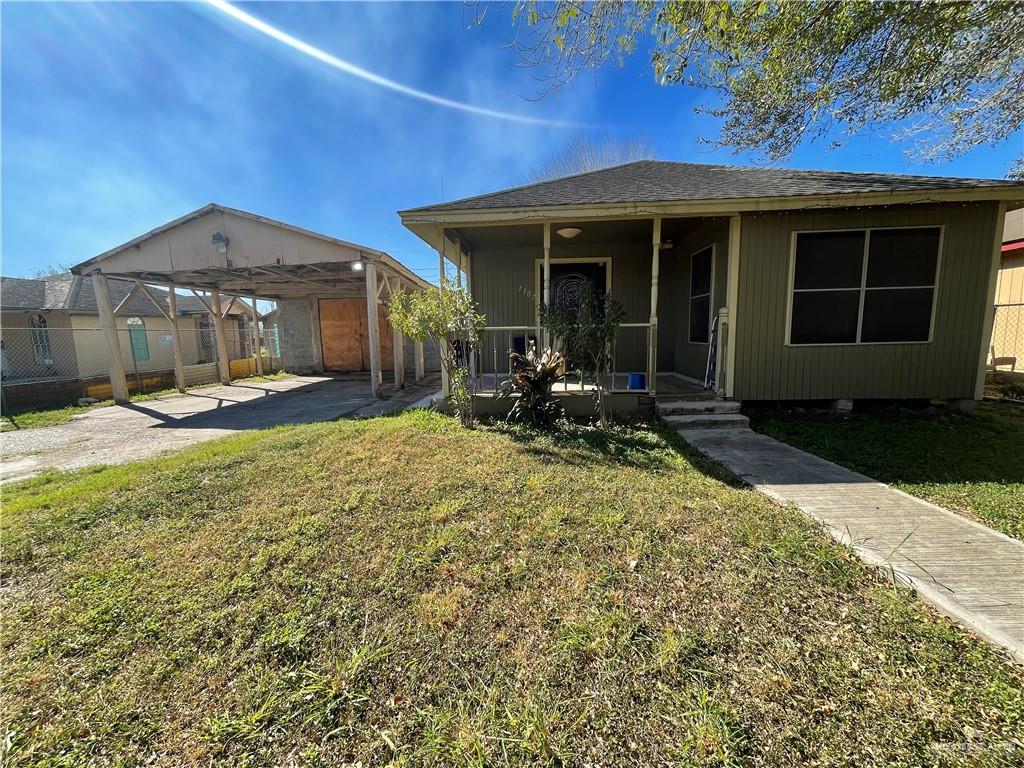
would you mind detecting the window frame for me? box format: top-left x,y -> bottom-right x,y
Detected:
30,314 -> 53,366
688,244 -> 716,345
785,225 -> 943,347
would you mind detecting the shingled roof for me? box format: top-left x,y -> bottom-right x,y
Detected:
403,160 -> 1021,214
1,273 -> 251,317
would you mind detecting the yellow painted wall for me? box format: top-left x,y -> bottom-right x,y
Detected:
991,252 -> 1024,369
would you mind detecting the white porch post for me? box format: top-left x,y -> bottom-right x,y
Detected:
725,215 -> 742,399
542,222 -> 551,347
464,248 -> 476,385
210,292 -> 232,385
251,299 -> 264,375
365,260 -> 382,397
436,230 -> 451,398
92,273 -> 130,404
649,217 -> 661,395
456,237 -> 464,289
166,287 -> 186,392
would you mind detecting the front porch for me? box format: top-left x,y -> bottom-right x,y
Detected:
429,214 -> 740,407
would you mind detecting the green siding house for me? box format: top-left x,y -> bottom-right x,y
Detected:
400,161 -> 1023,407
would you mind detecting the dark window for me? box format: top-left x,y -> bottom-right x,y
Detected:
790,290 -> 861,344
793,231 -> 865,289
689,246 -> 713,343
861,288 -> 934,342
866,228 -> 940,287
789,227 -> 940,345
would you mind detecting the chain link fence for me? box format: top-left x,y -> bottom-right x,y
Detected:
990,303 -> 1022,372
1,322 -> 282,412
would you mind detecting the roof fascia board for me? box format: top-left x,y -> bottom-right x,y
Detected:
400,186 -> 1024,227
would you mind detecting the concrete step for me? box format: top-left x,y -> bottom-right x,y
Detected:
657,400 -> 742,416
663,413 -> 751,430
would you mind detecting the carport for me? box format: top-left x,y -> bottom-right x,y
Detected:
71,204 -> 435,403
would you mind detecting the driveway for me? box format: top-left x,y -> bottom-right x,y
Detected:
1,374 -> 440,483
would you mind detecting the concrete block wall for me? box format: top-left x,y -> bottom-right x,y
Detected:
278,299 -> 319,373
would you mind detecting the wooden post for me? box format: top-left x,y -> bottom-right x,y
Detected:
393,327 -> 405,388
210,292 -> 231,385
365,260 -> 382,397
542,222 -> 551,347
166,287 -> 186,392
456,238 -> 464,289
414,340 -> 425,382
436,230 -> 450,398
250,299 -> 264,375
92,273 -> 130,404
649,217 -> 661,395
725,215 -> 742,400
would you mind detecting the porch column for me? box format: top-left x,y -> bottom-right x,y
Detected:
542,222 -> 551,347
166,287 -> 187,392
542,223 -> 551,307
210,292 -> 231,385
414,340 -> 425,382
365,260 -> 382,397
456,237 -> 464,289
92,273 -> 130,404
649,217 -> 661,395
393,327 -> 405,388
436,229 -> 450,398
251,299 -> 264,375
725,215 -> 742,399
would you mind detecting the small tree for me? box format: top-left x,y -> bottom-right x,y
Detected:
388,278 -> 485,428
540,283 -> 624,427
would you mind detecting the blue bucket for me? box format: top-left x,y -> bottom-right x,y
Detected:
627,372 -> 646,390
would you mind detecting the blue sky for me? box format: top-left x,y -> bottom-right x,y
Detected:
3,0 -> 1022,283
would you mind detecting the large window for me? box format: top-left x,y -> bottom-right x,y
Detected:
789,226 -> 940,345
126,317 -> 150,362
689,245 -> 714,343
30,314 -> 53,366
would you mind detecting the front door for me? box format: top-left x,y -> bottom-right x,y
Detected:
318,298 -> 394,372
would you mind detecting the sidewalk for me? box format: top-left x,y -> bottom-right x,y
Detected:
681,428 -> 1024,663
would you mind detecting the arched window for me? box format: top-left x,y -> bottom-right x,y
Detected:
126,317 -> 150,362
30,314 -> 53,366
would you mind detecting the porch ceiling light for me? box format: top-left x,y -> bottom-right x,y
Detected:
556,227 -> 582,239
351,260 -> 365,271
211,232 -> 230,254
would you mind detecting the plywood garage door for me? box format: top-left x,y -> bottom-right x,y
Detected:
318,298 -> 393,372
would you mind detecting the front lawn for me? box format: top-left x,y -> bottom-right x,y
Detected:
2,412 -> 1022,766
750,401 -> 1024,541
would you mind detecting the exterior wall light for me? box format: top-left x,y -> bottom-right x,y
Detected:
211,232 -> 230,254
351,260 -> 365,271
556,227 -> 582,239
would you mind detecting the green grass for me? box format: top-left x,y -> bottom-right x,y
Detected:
0,371 -> 294,431
3,412 -> 1023,766
750,401 -> 1024,541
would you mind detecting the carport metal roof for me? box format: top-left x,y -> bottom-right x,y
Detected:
71,203 -> 431,299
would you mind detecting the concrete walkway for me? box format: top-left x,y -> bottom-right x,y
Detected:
2,374 -> 441,483
681,428 -> 1024,663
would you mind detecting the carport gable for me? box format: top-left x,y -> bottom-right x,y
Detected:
70,203 -> 429,299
